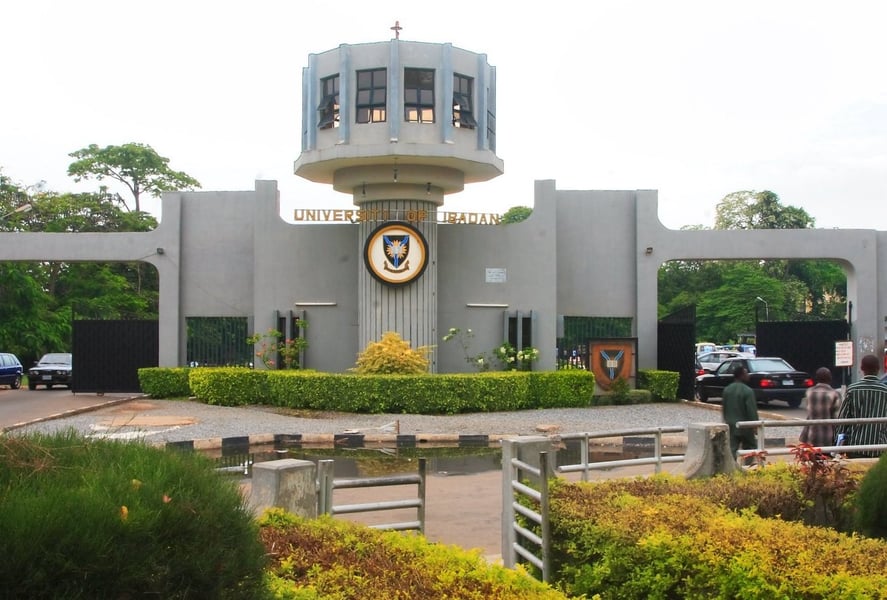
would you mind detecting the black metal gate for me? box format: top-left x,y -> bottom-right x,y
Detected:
756,318 -> 851,387
72,319 -> 159,393
658,306 -> 696,400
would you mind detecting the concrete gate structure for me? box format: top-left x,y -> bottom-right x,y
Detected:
1,35 -> 885,383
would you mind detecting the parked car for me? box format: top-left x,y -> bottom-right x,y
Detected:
695,342 -> 717,356
694,356 -> 814,408
0,352 -> 23,389
696,350 -> 751,373
28,353 -> 73,390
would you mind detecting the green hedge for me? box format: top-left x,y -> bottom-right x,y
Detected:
137,367 -> 191,399
260,510 -> 568,599
637,369 -> 680,402
140,368 -> 597,414
548,469 -> 885,598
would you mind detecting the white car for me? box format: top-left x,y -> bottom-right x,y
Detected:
696,350 -> 751,373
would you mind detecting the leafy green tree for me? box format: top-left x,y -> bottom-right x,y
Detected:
500,205 -> 532,224
714,190 -> 814,230
660,190 -> 847,343
695,264 -> 786,342
67,143 -> 201,212
0,175 -> 160,363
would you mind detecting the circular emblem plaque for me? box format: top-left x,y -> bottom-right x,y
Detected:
363,221 -> 429,286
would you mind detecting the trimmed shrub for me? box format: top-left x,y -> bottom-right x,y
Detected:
189,367 -> 270,406
259,509 -> 568,599
352,331 -> 431,374
637,369 -> 679,402
0,431 -> 267,599
139,366 -> 192,398
853,452 -> 887,539
548,468 -> 884,598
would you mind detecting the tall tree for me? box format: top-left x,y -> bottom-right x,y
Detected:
660,189 -> 847,344
0,175 -> 160,364
714,190 -> 814,230
67,143 -> 201,212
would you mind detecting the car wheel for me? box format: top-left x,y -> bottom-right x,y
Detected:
28,380 -> 36,390
11,376 -> 21,390
694,387 -> 708,403
787,398 -> 802,409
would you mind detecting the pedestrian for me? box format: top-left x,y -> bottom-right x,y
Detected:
722,365 -> 759,459
799,367 -> 842,448
835,354 -> 887,458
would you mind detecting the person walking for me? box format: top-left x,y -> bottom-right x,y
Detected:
722,365 -> 759,459
835,354 -> 887,458
799,367 -> 842,448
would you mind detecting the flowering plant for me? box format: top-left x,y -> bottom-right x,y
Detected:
442,327 -> 492,371
247,324 -> 308,369
443,327 -> 541,371
495,342 -> 540,371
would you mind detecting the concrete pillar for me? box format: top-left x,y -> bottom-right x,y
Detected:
682,422 -> 737,478
248,459 -> 317,517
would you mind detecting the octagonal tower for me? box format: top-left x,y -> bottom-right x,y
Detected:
295,35 -> 503,368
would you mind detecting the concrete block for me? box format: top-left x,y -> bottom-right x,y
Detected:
682,423 -> 737,479
249,458 -> 317,517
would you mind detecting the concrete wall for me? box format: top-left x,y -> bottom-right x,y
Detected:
2,178 -> 884,375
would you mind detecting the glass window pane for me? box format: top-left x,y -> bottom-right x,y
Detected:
421,108 -> 434,122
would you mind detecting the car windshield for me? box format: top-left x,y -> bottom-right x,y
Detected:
748,358 -> 793,372
39,353 -> 71,365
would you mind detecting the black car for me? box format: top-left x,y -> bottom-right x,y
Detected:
28,353 -> 73,390
0,352 -> 23,389
694,356 -> 813,408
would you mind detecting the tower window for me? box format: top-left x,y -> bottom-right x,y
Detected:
404,68 -> 435,123
453,74 -> 476,129
356,68 -> 387,123
318,74 -> 339,129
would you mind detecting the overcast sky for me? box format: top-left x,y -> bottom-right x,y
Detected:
2,0 -> 886,230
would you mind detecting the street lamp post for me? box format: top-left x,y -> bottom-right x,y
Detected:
755,296 -> 769,320
1,203 -> 33,220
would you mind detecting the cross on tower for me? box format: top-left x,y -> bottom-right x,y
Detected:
390,20 -> 402,39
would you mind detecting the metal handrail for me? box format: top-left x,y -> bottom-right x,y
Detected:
557,427 -> 686,480
505,449 -> 551,582
317,458 -> 426,533
737,417 -> 887,458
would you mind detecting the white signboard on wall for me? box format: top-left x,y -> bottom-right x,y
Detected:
485,268 -> 506,283
835,341 -> 854,367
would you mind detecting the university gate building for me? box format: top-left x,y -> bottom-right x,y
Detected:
2,36 -> 886,393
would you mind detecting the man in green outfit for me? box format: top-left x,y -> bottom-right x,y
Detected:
722,365 -> 759,459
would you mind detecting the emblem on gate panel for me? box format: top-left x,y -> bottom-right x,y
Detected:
364,221 -> 429,286
589,340 -> 635,390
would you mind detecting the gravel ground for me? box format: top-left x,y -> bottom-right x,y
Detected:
10,397 -> 803,447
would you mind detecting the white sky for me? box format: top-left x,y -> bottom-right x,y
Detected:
2,0 -> 886,230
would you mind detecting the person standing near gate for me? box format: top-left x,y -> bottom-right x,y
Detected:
835,354 -> 887,458
722,365 -> 759,459
799,367 -> 842,448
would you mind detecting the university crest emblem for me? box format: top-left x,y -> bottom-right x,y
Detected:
589,340 -> 635,390
363,221 -> 429,286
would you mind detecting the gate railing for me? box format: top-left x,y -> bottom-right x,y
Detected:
501,440 -> 552,582
557,427 -> 686,480
317,458 -> 426,533
738,417 -> 887,459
